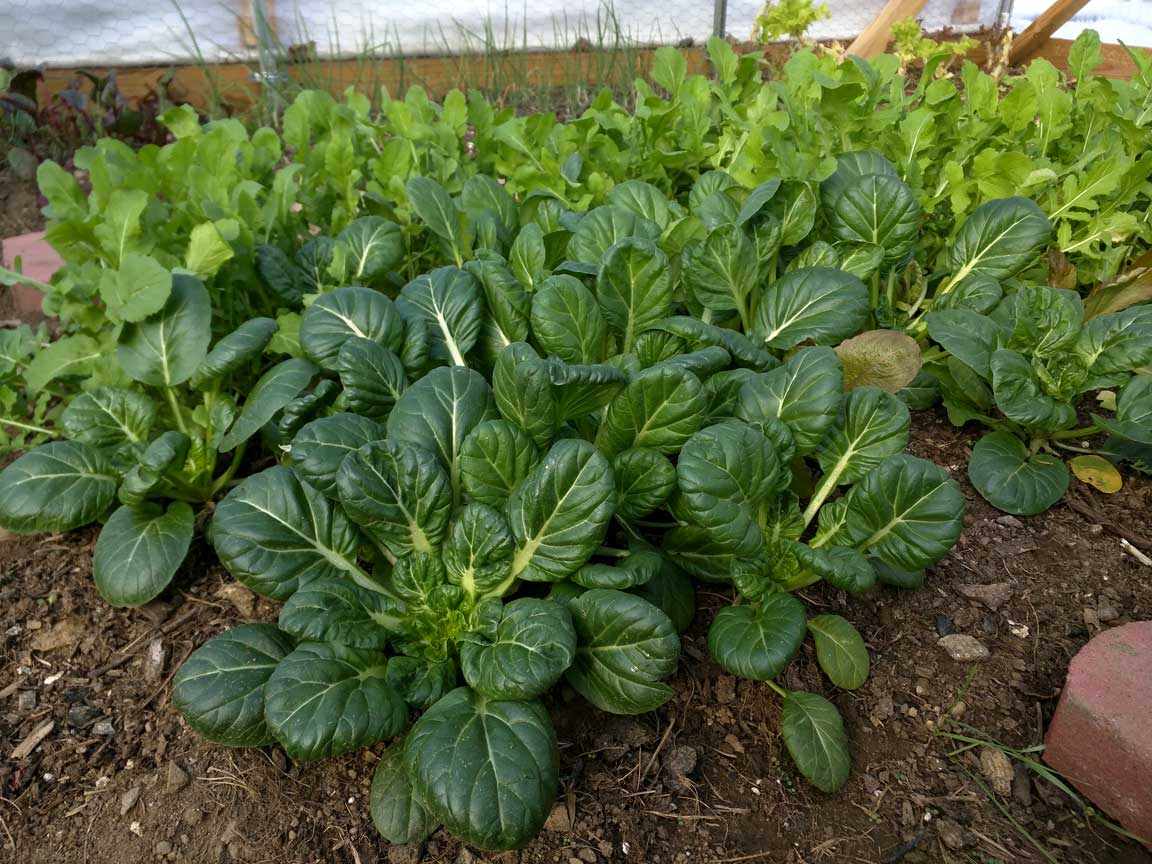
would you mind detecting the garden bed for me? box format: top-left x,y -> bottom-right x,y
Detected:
3,412 -> 1149,864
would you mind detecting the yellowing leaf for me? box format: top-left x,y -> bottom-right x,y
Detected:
834,330 -> 922,393
1069,455 -> 1122,494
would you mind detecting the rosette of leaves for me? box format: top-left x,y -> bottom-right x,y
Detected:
663,347 -> 965,791
173,364 -> 687,851
924,284 -> 1152,514
0,275 -> 338,607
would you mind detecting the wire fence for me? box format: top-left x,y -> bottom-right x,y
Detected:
0,0 -> 1005,70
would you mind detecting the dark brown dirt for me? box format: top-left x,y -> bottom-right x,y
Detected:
2,411 -> 1151,864
0,164 -> 42,240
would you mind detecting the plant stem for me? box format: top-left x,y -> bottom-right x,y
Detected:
1050,425 -> 1099,440
1050,440 -> 1096,454
765,679 -> 788,699
0,417 -> 54,436
0,265 -> 54,293
210,440 -> 248,496
595,545 -> 631,558
165,388 -> 190,435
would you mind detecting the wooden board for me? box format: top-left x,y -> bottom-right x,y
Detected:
38,46 -> 711,113
34,37 -> 1150,115
1010,0 -> 1093,65
847,0 -> 931,59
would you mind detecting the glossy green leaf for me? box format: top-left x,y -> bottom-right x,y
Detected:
989,349 -> 1077,432
531,276 -> 607,364
675,420 -> 782,554
753,267 -> 870,350
460,419 -> 540,507
60,386 -> 155,447
264,642 -> 406,760
608,179 -> 672,227
968,431 -> 1069,515
825,174 -> 921,265
597,238 -> 674,352
948,197 -> 1053,282
405,687 -> 558,851
211,465 -> 364,600
190,317 -> 279,388
300,286 -> 404,371
337,440 -> 453,556
1076,306 -> 1152,376
442,502 -> 515,594
572,547 -> 662,589
336,216 -> 403,282
508,439 -> 616,582
781,691 -> 851,792
926,309 -> 1002,379
649,316 -> 778,372
289,413 -> 385,498
492,342 -> 556,446
815,386 -> 910,486
337,337 -> 407,419
736,347 -> 843,455
0,442 -> 118,533
171,624 -> 296,747
118,431 -> 192,506
370,742 -> 437,845
118,274 -> 212,387
807,615 -> 869,689
396,266 -> 484,367
565,589 -> 679,714
567,205 -> 660,264
683,223 -> 758,320
277,577 -> 402,649
407,176 -> 467,254
386,366 -> 498,496
99,253 -> 172,323
385,657 -> 457,709
596,365 -> 706,457
708,592 -> 806,680
838,454 -> 965,570
461,598 -> 577,699
92,501 -> 194,607
218,357 -> 317,452
613,448 -> 677,520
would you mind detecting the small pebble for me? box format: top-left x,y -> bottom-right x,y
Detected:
93,719 -> 116,736
16,690 -> 37,712
995,515 -> 1024,529
155,841 -> 173,856
938,634 -> 990,662
119,786 -> 141,816
935,615 -> 955,637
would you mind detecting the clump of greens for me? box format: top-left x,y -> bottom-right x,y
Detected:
174,364 -> 685,851
0,275 -> 337,605
925,285 -> 1152,514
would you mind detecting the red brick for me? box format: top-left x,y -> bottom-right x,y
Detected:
1,231 -> 61,324
1044,622 -> 1152,846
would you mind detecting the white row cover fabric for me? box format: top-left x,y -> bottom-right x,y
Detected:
1,0 -> 1001,70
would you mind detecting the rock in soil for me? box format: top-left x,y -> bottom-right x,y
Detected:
957,582 -> 1012,611
979,747 -> 1015,796
387,844 -> 421,864
544,801 -> 572,832
662,745 -> 699,791
1012,763 -> 1033,806
938,634 -> 990,662
165,760 -> 191,794
119,786 -> 141,816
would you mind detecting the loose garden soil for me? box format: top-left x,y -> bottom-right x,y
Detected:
2,412 -> 1151,864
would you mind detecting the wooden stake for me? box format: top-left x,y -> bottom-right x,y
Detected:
846,0 -> 930,59
1010,0 -> 1092,66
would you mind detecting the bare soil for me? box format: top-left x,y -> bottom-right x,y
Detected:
2,412 -> 1151,864
0,165 -> 42,240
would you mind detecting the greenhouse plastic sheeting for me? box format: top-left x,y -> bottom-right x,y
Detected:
0,0 -> 1002,69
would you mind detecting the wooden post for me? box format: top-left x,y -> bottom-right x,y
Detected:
1010,0 -> 1092,66
846,0 -> 930,58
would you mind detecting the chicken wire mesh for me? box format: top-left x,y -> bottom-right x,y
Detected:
0,0 -> 1004,70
